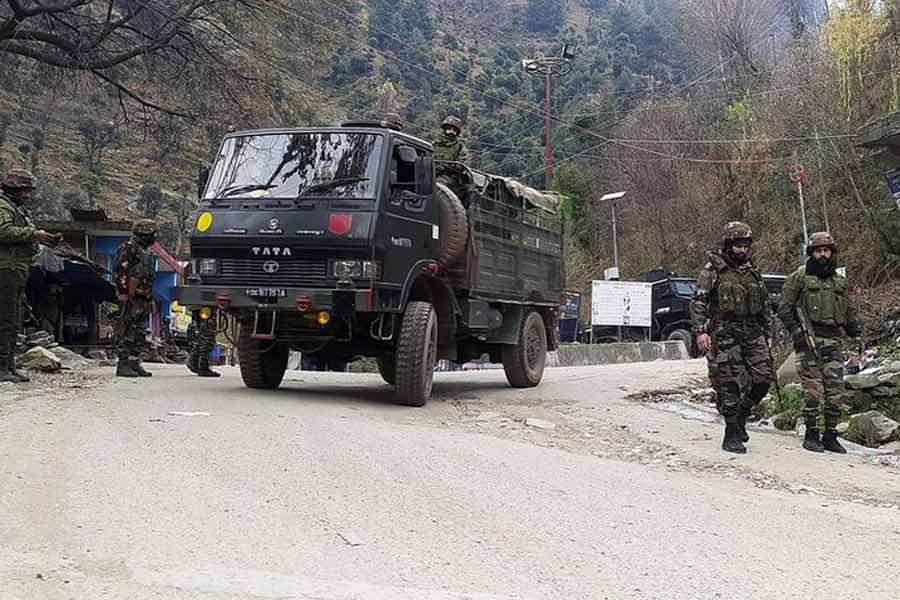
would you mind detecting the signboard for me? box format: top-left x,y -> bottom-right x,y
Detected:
560,291 -> 581,320
884,167 -> 900,210
591,280 -> 653,328
558,291 -> 581,343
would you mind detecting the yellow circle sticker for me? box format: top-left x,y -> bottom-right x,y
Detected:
196,212 -> 213,232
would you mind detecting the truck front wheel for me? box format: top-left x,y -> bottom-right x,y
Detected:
238,325 -> 288,390
502,311 -> 547,388
394,301 -> 438,406
377,354 -> 396,385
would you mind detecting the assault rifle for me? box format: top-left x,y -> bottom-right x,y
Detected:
796,306 -> 819,359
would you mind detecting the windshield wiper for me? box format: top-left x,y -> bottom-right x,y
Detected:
214,183 -> 276,200
296,177 -> 369,198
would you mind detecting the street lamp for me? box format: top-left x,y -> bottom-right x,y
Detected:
599,191 -> 626,280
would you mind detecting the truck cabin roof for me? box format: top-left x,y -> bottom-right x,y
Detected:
223,126 -> 434,151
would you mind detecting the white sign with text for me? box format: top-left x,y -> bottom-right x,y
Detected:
591,280 -> 653,327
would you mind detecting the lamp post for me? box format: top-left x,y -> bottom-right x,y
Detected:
522,44 -> 575,189
599,191 -> 627,279
598,191 -> 627,342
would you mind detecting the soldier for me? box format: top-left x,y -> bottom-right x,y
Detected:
778,232 -> 860,454
691,222 -> 775,454
0,169 -> 60,383
434,116 -> 468,163
113,219 -> 158,378
186,313 -> 220,377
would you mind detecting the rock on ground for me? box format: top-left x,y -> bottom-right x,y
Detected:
842,411 -> 900,448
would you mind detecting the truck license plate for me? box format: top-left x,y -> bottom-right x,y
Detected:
246,287 -> 287,298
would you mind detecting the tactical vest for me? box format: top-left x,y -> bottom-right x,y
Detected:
714,263 -> 768,319
0,193 -> 38,272
796,266 -> 848,326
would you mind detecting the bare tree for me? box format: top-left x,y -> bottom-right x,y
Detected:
0,1 -> 286,118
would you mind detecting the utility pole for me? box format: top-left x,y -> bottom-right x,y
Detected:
522,45 -> 575,189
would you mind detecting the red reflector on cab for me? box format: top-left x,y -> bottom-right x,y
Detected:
328,214 -> 352,235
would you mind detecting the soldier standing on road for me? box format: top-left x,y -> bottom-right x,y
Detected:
113,220 -> 158,378
0,169 -> 61,383
186,314 -> 220,377
778,232 -> 860,454
691,222 -> 775,454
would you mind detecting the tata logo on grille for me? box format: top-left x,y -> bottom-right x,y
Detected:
268,218 -> 280,230
262,261 -> 280,274
251,247 -> 292,257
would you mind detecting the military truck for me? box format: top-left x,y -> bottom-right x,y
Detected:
177,121 -> 564,406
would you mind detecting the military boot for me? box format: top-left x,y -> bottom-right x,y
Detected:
722,419 -> 747,454
0,370 -> 18,383
134,362 -> 152,377
7,355 -> 29,383
821,430 -> 847,454
803,428 -> 825,453
196,358 -> 220,378
186,352 -> 199,374
736,410 -> 750,443
116,359 -> 140,378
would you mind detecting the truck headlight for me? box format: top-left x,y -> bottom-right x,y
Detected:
197,258 -> 218,275
330,260 -> 378,280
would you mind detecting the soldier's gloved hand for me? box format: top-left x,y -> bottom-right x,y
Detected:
791,329 -> 807,349
35,230 -> 60,246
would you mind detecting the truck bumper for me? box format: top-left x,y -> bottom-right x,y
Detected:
175,285 -> 373,314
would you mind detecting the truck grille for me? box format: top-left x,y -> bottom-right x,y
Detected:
207,258 -> 328,287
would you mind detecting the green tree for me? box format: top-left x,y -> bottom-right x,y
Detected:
525,0 -> 565,34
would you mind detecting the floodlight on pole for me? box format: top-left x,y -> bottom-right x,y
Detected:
522,46 -> 575,190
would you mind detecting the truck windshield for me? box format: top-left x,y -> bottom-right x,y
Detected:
673,281 -> 696,296
203,133 -> 383,201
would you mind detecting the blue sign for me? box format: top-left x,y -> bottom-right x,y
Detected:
884,167 -> 900,198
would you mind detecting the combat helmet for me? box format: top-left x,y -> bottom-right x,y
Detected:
721,221 -> 752,245
806,231 -> 837,255
442,116 -> 462,134
132,219 -> 160,235
3,168 -> 36,190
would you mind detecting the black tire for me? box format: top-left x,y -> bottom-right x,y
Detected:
377,355 -> 396,385
238,325 -> 288,389
502,311 -> 547,388
435,182 -> 468,267
667,328 -> 695,357
395,301 -> 438,406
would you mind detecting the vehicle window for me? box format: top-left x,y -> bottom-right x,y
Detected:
674,281 -> 696,296
204,133 -> 383,200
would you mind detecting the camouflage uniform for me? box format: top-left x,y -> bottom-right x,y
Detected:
0,170 -> 40,383
434,116 -> 470,196
691,222 -> 775,453
778,232 -> 859,454
113,220 -> 158,377
186,312 -> 220,377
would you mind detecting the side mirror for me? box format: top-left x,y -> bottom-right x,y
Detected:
197,165 -> 210,199
395,145 -> 417,164
415,156 -> 434,196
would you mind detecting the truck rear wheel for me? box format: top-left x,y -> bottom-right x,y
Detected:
238,325 -> 288,390
377,354 -> 396,385
502,311 -> 547,388
395,301 -> 438,406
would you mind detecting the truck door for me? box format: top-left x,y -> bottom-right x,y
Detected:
380,143 -> 437,284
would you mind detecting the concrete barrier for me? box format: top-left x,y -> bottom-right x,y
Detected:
548,341 -> 689,368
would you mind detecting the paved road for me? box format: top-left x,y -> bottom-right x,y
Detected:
1,362 -> 898,599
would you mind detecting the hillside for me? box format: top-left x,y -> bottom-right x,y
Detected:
1,0 -> 898,289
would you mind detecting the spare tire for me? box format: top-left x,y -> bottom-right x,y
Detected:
435,182 -> 468,267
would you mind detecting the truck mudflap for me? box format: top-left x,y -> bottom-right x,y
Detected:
175,285 -> 374,314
